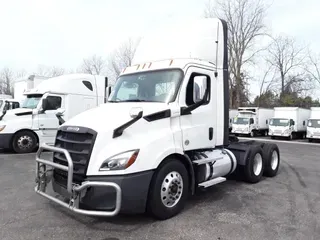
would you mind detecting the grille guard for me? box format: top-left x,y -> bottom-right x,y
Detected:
35,143 -> 122,217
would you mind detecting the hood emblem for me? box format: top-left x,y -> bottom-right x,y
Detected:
66,126 -> 80,132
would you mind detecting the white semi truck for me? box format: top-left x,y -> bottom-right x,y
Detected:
306,107 -> 320,142
269,107 -> 311,140
229,109 -> 238,132
0,73 -> 109,153
34,18 -> 280,220
232,107 -> 274,137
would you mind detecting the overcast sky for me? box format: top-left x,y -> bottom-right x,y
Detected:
0,0 -> 319,98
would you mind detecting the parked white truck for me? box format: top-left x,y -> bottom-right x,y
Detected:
0,73 -> 109,153
306,107 -> 320,142
34,18 -> 280,220
0,94 -> 20,112
14,75 -> 49,103
269,107 -> 311,140
232,107 -> 274,137
229,109 -> 238,132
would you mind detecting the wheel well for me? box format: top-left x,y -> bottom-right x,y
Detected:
11,129 -> 39,147
155,153 -> 195,195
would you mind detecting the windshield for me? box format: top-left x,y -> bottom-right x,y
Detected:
109,69 -> 183,103
269,118 -> 289,126
233,117 -> 249,125
21,94 -> 43,109
308,119 -> 320,128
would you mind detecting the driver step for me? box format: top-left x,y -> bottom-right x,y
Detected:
198,177 -> 226,188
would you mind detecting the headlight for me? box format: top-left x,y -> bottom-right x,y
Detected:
0,125 -> 6,132
99,150 -> 139,171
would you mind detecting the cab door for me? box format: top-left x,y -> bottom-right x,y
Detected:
178,67 -> 216,151
37,94 -> 64,145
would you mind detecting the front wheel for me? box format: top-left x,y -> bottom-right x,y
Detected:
147,158 -> 189,220
12,131 -> 38,153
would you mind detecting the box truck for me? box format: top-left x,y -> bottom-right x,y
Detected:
306,107 -> 320,142
0,73 -> 110,153
231,107 -> 274,137
269,107 -> 311,140
13,75 -> 49,103
229,109 -> 238,132
34,18 -> 280,220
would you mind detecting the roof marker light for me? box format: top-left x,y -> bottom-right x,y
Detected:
169,59 -> 174,66
148,62 -> 152,68
142,63 -> 146,69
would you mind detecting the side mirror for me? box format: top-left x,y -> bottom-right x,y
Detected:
55,108 -> 66,125
250,118 -> 254,124
292,120 -> 295,126
56,108 -> 65,117
42,98 -> 49,111
181,87 -> 209,115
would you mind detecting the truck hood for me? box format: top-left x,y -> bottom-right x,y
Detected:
1,108 -> 33,122
62,102 -> 170,133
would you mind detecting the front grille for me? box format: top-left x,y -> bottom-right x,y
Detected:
52,126 -> 97,187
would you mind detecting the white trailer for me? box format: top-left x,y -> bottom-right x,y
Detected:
269,107 -> 311,140
0,73 -> 110,153
306,107 -> 320,142
229,109 -> 238,131
14,75 -> 49,103
232,107 -> 274,137
34,18 -> 280,220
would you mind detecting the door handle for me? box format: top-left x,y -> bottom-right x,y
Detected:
209,127 -> 213,140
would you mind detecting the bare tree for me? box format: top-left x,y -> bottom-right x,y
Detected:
204,0 -> 270,107
36,65 -> 66,77
78,54 -> 107,75
108,37 -> 140,82
266,35 -> 308,94
305,51 -> 320,85
0,67 -> 14,95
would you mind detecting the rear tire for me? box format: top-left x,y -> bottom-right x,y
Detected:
12,130 -> 38,153
262,143 -> 280,177
243,145 -> 264,183
147,158 -> 189,220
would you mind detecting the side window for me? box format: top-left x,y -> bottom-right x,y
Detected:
82,81 -> 93,91
116,81 -> 138,100
46,96 -> 62,110
186,73 -> 210,106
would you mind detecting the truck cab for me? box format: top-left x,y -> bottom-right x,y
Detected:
232,110 -> 256,137
34,18 -> 281,220
0,73 -> 108,153
306,107 -> 320,142
0,99 -> 20,112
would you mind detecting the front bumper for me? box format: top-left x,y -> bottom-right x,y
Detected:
35,143 -> 154,217
0,133 -> 13,149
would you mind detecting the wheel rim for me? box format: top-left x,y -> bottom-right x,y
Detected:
253,153 -> 263,176
270,150 -> 279,170
160,171 -> 183,208
17,135 -> 33,150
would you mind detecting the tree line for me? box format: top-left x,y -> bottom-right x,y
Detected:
204,0 -> 320,109
1,0 -> 320,109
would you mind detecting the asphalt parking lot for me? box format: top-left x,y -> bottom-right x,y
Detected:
0,140 -> 320,240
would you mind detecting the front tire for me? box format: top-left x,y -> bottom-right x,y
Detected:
147,158 -> 189,220
12,130 -> 38,153
243,145 -> 264,183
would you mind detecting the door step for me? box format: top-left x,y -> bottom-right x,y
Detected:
198,177 -> 226,188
